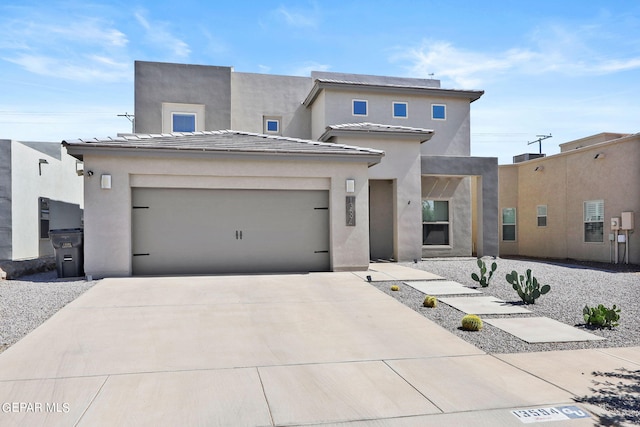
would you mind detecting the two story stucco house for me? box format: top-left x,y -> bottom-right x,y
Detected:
64,61 -> 498,278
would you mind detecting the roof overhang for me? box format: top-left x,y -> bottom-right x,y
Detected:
303,79 -> 484,107
63,130 -> 385,167
319,123 -> 435,144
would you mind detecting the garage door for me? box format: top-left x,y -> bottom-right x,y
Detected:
131,188 -> 330,275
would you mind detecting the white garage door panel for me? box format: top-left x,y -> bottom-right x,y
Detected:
132,188 -> 329,275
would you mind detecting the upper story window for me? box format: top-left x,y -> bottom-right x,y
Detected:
393,102 -> 408,118
263,116 -> 281,134
432,104 -> 446,120
162,103 -> 205,133
172,113 -> 196,132
352,100 -> 368,116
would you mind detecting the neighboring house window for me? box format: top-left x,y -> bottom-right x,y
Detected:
39,197 -> 50,239
502,207 -> 516,241
537,205 -> 547,227
172,113 -> 196,132
263,116 -> 281,134
422,200 -> 449,245
353,100 -> 368,116
584,200 -> 604,243
432,104 -> 446,120
393,102 -> 408,118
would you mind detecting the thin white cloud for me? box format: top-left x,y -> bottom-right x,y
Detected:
272,2 -> 321,29
134,11 -> 190,59
290,61 -> 331,77
5,53 -> 130,82
0,8 -> 131,82
393,22 -> 640,88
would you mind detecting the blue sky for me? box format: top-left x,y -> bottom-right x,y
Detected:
1,0 -> 639,164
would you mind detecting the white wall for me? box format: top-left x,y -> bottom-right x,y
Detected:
10,141 -> 83,260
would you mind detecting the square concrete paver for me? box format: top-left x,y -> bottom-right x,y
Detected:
78,368 -> 272,427
598,346 -> 640,364
386,355 -> 573,413
496,348 -> 640,397
485,317 -> 606,343
259,361 -> 440,425
403,280 -> 482,295
439,296 -> 531,315
353,264 -> 443,282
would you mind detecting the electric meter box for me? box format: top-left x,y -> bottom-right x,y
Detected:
611,217 -> 620,231
621,212 -> 634,230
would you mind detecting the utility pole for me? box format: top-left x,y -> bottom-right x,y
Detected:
527,134 -> 552,154
117,112 -> 135,133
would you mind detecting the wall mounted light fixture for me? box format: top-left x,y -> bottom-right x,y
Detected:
594,153 -> 605,159
101,174 -> 112,189
346,179 -> 355,193
534,165 -> 544,172
38,159 -> 48,176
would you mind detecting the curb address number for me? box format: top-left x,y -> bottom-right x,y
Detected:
512,405 -> 590,423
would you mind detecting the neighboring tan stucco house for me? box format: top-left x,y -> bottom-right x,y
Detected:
499,132 -> 640,264
0,139 -> 83,261
64,61 -> 498,278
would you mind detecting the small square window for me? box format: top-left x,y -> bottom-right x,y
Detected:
353,100 -> 368,116
432,104 -> 446,120
266,119 -> 279,132
172,113 -> 196,132
393,102 -> 408,118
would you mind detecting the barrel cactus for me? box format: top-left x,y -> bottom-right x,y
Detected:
423,295 -> 437,308
461,314 -> 483,331
390,285 -> 400,291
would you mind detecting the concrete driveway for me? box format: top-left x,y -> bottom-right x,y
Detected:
0,269 -> 628,426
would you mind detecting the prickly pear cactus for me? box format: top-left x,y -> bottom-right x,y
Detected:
461,314 -> 483,331
423,295 -> 437,308
471,259 -> 497,288
505,269 -> 550,304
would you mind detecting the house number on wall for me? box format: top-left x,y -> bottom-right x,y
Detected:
346,196 -> 356,226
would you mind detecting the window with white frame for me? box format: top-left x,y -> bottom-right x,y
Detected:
171,113 -> 196,132
422,200 -> 449,245
432,104 -> 446,120
392,102 -> 408,118
263,116 -> 281,134
502,207 -> 516,241
352,99 -> 368,116
537,205 -> 547,227
584,200 -> 604,243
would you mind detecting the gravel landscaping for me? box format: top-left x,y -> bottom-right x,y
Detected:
0,270 -> 96,353
371,257 -> 640,354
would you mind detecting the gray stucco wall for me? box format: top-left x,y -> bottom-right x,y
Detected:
0,140 -> 12,260
231,72 -> 313,138
311,90 -> 472,157
421,156 -> 499,257
134,61 -> 232,133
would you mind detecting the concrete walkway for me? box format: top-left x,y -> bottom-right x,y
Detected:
0,267 -> 637,426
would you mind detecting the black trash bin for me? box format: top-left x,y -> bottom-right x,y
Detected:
49,228 -> 84,278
